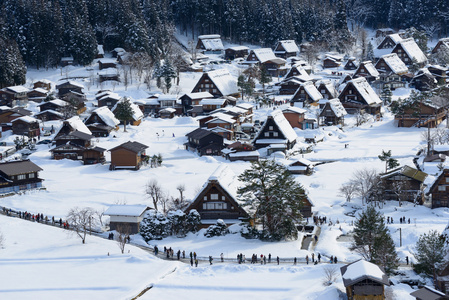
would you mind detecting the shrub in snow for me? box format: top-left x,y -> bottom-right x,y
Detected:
167,210 -> 186,237
140,210 -> 170,241
204,219 -> 229,238
239,223 -> 259,239
185,209 -> 201,233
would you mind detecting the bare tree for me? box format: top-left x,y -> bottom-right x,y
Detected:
67,207 -> 97,244
421,128 -> 436,155
177,184 -> 185,202
145,179 -> 164,211
339,181 -> 358,202
391,180 -> 412,207
95,208 -> 106,228
351,168 -> 379,205
116,223 -> 131,254
0,228 -> 4,249
322,266 -> 339,286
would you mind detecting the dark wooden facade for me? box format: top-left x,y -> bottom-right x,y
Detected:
224,46 -> 249,60
0,160 -> 43,194
0,107 -> 32,124
344,59 -> 358,70
323,57 -> 341,68
0,86 -> 29,107
35,110 -> 64,121
380,166 -> 427,203
56,81 -> 84,98
426,169 -> 449,208
109,141 -> 148,170
184,128 -> 224,156
12,117 -> 40,137
394,101 -> 446,128
338,79 -> 382,115
279,78 -> 303,95
51,130 -> 105,164
253,112 -> 297,150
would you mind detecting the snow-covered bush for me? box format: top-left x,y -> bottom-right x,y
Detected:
185,209 -> 201,233
167,210 -> 186,237
239,223 -> 259,239
204,219 -> 229,238
140,210 -> 170,241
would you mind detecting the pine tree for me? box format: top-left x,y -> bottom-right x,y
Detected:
366,42 -> 375,62
259,65 -> 271,98
414,230 -> 446,279
378,150 -> 400,172
140,210 -> 170,241
114,98 -> 134,132
351,206 -> 399,274
237,160 -> 307,241
185,209 -> 201,233
0,37 -> 26,88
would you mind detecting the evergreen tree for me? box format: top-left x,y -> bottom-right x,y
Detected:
366,42 -> 375,62
185,209 -> 201,233
378,150 -> 400,173
237,160 -> 307,241
351,206 -> 399,274
259,65 -> 271,98
414,230 -> 446,279
0,37 -> 26,88
140,210 -> 170,241
204,219 -> 229,238
114,97 -> 134,132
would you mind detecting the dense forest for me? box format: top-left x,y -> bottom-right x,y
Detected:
0,0 -> 449,86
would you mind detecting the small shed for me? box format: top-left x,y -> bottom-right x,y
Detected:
340,260 -> 390,300
109,141 -> 148,170
287,158 -> 314,175
224,46 -> 249,60
104,205 -> 150,234
410,286 -> 449,300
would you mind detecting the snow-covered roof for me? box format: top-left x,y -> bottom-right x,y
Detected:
348,77 -> 382,105
157,94 -> 178,101
13,116 -> 39,124
38,99 -> 67,107
276,40 -> 299,53
104,205 -> 148,217
378,53 -> 408,74
198,35 -> 224,51
206,69 -> 239,96
195,165 -> 239,201
58,80 -> 84,89
228,151 -> 259,158
282,106 -> 307,114
397,38 -> 427,64
226,46 -> 249,51
206,112 -> 236,124
359,61 -> 380,77
92,107 -> 120,128
255,109 -> 297,143
98,91 -> 121,101
98,68 -> 118,76
293,81 -> 323,102
389,33 -> 403,44
236,103 -> 254,110
316,80 -> 338,98
200,98 -> 227,106
97,45 -> 104,55
327,98 -> 347,117
159,108 -> 176,113
184,92 -> 214,100
250,48 -> 286,64
341,260 -> 387,286
32,88 -> 49,94
64,116 -> 92,135
5,86 -> 30,93
35,109 -> 64,117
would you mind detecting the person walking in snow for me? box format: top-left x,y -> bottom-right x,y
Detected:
312,253 -> 315,263
221,253 -> 224,262
268,253 -> 271,263
277,256 -> 280,265
194,252 -> 197,260
330,256 -> 334,264
334,256 -> 337,264
190,257 -> 193,266
195,259 -> 198,267
294,257 -> 297,265
209,256 -> 213,265
318,253 -> 321,263
182,250 -> 185,259
306,255 -> 309,265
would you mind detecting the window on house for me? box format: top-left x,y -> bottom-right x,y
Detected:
438,185 -> 446,191
273,132 -> 278,137
264,132 -> 269,137
17,174 -> 26,180
222,196 -> 225,200
349,90 -> 353,94
269,126 -> 273,130
446,178 -> 449,183
204,196 -> 207,200
211,194 -> 218,200
29,173 -> 35,179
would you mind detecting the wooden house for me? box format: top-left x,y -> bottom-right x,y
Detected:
51,130 -> 105,164
376,28 -> 395,38
12,116 -> 40,138
377,34 -> 403,49
97,91 -> 121,109
353,61 -> 380,83
316,80 -> 338,99
427,65 -> 448,84
98,59 -> 117,70
392,38 -> 428,67
84,107 -> 120,137
200,98 -> 228,113
112,100 -> 143,126
96,45 -> 105,58
287,158 -> 314,175
27,88 -> 49,103
196,35 -> 224,53
180,92 -> 214,114
134,98 -> 160,116
425,169 -> 449,208
60,56 -> 74,67
112,48 -> 126,58
344,58 -> 358,70
284,64 -> 312,80
290,81 -> 323,106
340,260 -> 390,300
282,106 -> 306,129
109,141 -> 148,170
98,68 -> 120,83
0,160 -> 44,194
380,165 -> 427,203
410,70 -> 438,91
191,69 -> 239,98
274,40 -> 299,59
60,90 -> 86,114
38,99 -> 68,113
0,107 -> 32,124
244,48 -> 287,76
204,113 -> 237,140
104,205 -> 150,234
410,286 -> 449,300
320,98 -> 347,126
56,81 -> 84,98
375,54 -> 409,76
278,77 -> 307,95
33,80 -> 51,91
55,116 -> 92,138
338,77 -> 382,115
159,108 -> 176,119
184,128 -> 224,156
0,86 -> 30,107
432,37 -> 449,55
184,165 -> 249,227
322,55 -> 342,68
437,259 -> 449,295
34,110 -> 64,121
252,109 -> 297,150
224,46 -> 249,60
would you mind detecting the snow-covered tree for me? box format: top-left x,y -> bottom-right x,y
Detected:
114,98 -> 134,132
204,219 -> 229,238
414,230 -> 446,280
0,38 -> 26,88
140,210 -> 170,241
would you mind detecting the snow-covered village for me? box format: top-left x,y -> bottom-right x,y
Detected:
2,1 -> 449,299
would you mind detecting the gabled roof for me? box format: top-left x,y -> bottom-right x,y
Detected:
356,61 -> 380,77
186,127 -> 222,140
254,109 -> 297,143
200,98 -> 227,106
109,141 -> 148,153
326,98 -> 347,117
275,40 -> 299,53
394,38 -> 427,64
344,77 -> 382,105
292,81 -> 323,102
55,130 -> 93,141
282,106 -> 307,114
104,205 -> 149,217
410,286 -> 449,300
3,86 -> 30,93
10,107 -> 32,116
56,81 -> 84,89
111,100 -> 143,122
38,99 -> 68,107
35,109 -> 64,117
205,69 -> 239,96
13,116 -> 39,124
340,260 -> 389,287
316,80 -> 338,98
57,116 -> 92,136
380,165 -> 427,182
0,160 -> 42,176
198,35 -> 224,51
376,53 -> 409,74
248,48 -> 286,64
183,92 -> 214,100
91,107 -> 120,128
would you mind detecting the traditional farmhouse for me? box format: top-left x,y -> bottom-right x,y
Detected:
410,286 -> 449,300
84,107 -> 120,137
340,260 -> 390,300
33,80 -> 52,91
55,116 -> 92,138
377,33 -> 403,49
375,53 -> 409,76
0,106 -> 32,124
196,35 -> 224,53
34,110 -> 64,121
282,106 -> 306,129
338,77 -> 383,115
180,92 -> 214,114
322,54 -> 342,68
109,141 -> 148,170
104,205 -> 150,234
51,130 -> 105,164
316,80 -> 338,99
184,165 -> 249,227
244,48 -> 287,76
98,68 -> 120,83
278,77 -> 308,95
191,69 -> 239,98
223,141 -> 259,162
290,81 -> 323,106
344,58 -> 358,70
376,28 -> 395,38
380,165 -> 427,203
38,99 -> 68,113
253,109 -> 297,151
98,58 -> 117,70
224,46 -> 249,60
394,99 -> 446,128
12,116 -> 40,138
184,128 -> 224,156
274,40 -> 299,59
432,37 -> 449,55
0,86 -> 30,107
0,160 -> 44,194
392,38 -> 428,67
353,61 -> 380,83
97,91 -> 122,109
27,88 -> 50,103
319,98 -> 347,126
425,169 -> 449,208
112,100 -> 143,126
287,158 -> 314,175
56,81 -> 84,98
410,69 -> 438,91
284,64 -> 312,80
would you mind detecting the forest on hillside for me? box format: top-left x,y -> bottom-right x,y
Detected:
0,0 -> 448,84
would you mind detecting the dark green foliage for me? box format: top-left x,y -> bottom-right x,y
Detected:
351,206 -> 399,275
413,230 -> 446,278
0,38 -> 26,88
378,150 -> 400,172
204,219 -> 229,238
114,98 -> 134,132
237,160 -> 307,241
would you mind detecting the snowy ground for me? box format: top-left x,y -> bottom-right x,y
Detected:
1,43 -> 448,298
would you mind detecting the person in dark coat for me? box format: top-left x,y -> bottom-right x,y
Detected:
334,256 -> 337,264
276,256 -> 280,265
